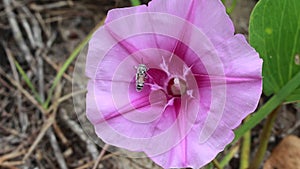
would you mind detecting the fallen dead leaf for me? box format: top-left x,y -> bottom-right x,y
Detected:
264,135 -> 300,169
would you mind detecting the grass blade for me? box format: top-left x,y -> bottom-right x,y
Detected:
43,20 -> 105,108
220,145 -> 239,168
234,71 -> 300,142
14,59 -> 43,103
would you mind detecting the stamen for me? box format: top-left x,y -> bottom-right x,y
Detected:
167,77 -> 187,97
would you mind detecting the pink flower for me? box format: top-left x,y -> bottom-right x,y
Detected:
86,0 -> 262,168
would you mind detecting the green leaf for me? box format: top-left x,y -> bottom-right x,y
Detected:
249,0 -> 300,102
130,0 -> 141,6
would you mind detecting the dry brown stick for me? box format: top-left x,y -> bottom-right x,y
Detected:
44,86 -> 85,123
42,54 -> 72,82
0,125 -> 21,136
287,120 -> 300,134
0,150 -> 26,163
63,148 -> 73,158
75,161 -> 95,169
45,81 -> 68,169
42,150 -> 57,169
0,161 -> 24,169
58,89 -> 87,103
36,49 -> 45,102
0,97 -> 10,115
46,128 -> 68,169
4,42 -> 29,132
35,12 -> 51,38
46,32 -> 57,48
127,158 -> 151,169
3,0 -> 34,66
17,3 -> 46,107
22,112 -> 55,161
46,89 -> 86,116
67,0 -> 74,6
19,13 -> 36,48
30,1 -> 72,11
101,151 -> 122,161
53,122 -> 68,145
3,43 -> 18,83
0,75 -> 14,90
44,16 -> 64,23
75,150 -> 122,169
19,5 -> 44,48
75,153 -> 122,169
0,133 -> 26,155
33,37 -> 68,169
60,109 -> 99,160
0,67 -> 47,115
92,144 -> 109,169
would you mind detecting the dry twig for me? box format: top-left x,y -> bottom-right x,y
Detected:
92,144 -> 109,169
0,150 -> 26,164
4,42 -> 29,132
22,112 -> 55,162
19,5 -> 44,48
1,161 -> 24,169
0,67 -> 47,115
35,12 -> 51,38
60,109 -> 99,160
42,54 -> 73,82
30,1 -> 73,11
3,0 -> 34,66
53,122 -> 69,145
19,13 -> 36,48
46,128 -> 68,169
45,81 -> 68,169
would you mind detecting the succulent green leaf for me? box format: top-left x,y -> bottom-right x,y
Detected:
249,0 -> 300,102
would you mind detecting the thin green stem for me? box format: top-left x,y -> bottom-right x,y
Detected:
234,71 -> 300,143
212,159 -> 223,169
219,144 -> 239,168
249,106 -> 280,169
205,162 -> 214,169
226,0 -> 238,14
130,0 -> 141,6
240,116 -> 251,169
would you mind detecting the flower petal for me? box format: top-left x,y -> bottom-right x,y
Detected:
87,78 -> 203,155
150,121 -> 234,168
105,5 -> 148,24
217,35 -> 263,129
104,0 -> 234,50
85,1 -> 262,168
148,0 -> 234,44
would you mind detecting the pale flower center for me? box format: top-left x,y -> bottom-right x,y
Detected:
167,77 -> 187,97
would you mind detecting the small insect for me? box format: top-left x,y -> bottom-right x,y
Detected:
135,64 -> 148,92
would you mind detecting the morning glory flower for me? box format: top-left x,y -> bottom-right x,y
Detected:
85,0 -> 262,168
